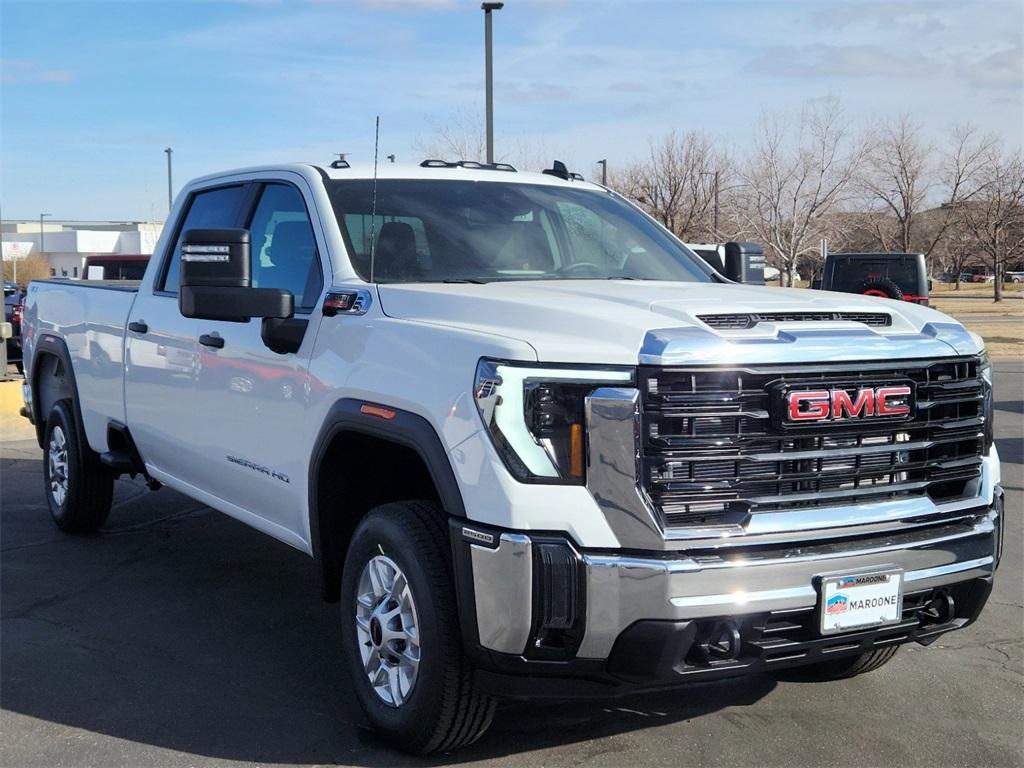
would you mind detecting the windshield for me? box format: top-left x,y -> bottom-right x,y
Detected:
326,179 -> 713,284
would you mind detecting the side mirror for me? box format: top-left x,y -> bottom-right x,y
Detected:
928,279 -> 934,291
179,228 -> 293,322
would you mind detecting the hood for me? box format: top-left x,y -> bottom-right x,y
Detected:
377,280 -> 981,365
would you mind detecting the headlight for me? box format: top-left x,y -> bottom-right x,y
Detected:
979,353 -> 994,452
474,359 -> 634,484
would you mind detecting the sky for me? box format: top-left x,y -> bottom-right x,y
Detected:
1,0 -> 1022,221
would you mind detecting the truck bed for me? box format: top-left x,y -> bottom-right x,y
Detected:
25,279 -> 138,452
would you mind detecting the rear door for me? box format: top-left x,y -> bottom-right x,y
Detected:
125,183 -> 250,483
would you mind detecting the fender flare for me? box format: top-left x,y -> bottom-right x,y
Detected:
307,398 -> 466,598
28,333 -> 84,449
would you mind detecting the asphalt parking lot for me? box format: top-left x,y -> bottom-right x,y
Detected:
1,363 -> 1022,768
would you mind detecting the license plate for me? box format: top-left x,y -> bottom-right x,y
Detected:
818,569 -> 903,635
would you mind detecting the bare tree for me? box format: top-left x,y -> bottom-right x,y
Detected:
859,119 -> 996,260
414,108 -> 569,172
956,144 -> 1024,301
939,223 -> 978,291
414,108 -> 487,164
738,98 -> 865,287
2,255 -> 51,287
619,130 -> 729,242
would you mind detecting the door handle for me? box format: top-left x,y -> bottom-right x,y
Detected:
199,333 -> 224,349
128,321 -> 148,334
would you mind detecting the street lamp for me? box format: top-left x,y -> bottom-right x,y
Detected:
481,2 -> 503,164
164,148 -> 174,213
596,159 -> 607,186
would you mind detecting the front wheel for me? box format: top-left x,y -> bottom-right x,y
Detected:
777,646 -> 899,681
339,501 -> 495,753
43,400 -> 114,533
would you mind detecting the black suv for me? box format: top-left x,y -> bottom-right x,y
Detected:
818,252 -> 929,305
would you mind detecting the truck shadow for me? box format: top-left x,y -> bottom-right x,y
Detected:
0,456 -> 776,766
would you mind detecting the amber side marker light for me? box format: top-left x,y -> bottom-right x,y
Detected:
569,422 -> 584,479
360,403 -> 397,420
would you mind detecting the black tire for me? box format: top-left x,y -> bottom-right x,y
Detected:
340,501 -> 495,754
42,400 -> 114,534
778,646 -> 899,681
856,276 -> 904,301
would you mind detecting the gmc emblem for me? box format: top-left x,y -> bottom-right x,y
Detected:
785,385 -> 913,423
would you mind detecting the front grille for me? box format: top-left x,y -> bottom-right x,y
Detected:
640,358 -> 986,530
698,312 -> 892,330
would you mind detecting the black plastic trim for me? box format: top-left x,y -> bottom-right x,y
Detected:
308,399 -> 466,600
28,333 -> 83,449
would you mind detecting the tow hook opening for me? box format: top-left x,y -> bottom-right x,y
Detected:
920,590 -> 956,626
694,620 -> 742,663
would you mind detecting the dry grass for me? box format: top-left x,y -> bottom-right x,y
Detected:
930,281 -> 1023,299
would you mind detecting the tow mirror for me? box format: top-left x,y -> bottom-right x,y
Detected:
179,228 -> 293,322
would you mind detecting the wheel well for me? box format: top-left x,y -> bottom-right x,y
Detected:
313,431 -> 443,602
33,351 -> 75,447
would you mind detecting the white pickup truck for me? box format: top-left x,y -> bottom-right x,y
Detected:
21,161 -> 1003,753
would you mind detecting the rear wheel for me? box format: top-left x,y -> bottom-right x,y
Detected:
778,646 -> 899,681
340,501 -> 495,753
43,400 -> 114,534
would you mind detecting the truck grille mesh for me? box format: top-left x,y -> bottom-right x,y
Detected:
698,312 -> 892,330
639,358 -> 986,530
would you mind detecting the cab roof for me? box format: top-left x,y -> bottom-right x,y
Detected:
190,161 -> 605,191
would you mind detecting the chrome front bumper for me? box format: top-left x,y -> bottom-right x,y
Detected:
462,496 -> 1001,661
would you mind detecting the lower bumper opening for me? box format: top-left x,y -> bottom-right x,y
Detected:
606,577 -> 992,685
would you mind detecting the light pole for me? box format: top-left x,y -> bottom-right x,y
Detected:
597,159 -> 607,186
481,2 -> 503,164
164,147 -> 173,213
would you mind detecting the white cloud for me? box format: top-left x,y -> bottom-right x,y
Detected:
0,58 -> 74,84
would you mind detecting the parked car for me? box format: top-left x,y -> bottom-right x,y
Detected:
4,281 -> 23,372
1004,271 -> 1024,284
818,252 -> 930,304
21,161 -> 1002,753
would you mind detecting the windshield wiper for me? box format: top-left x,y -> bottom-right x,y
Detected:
442,278 -> 489,284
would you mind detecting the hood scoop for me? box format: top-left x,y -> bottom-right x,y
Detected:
698,311 -> 892,330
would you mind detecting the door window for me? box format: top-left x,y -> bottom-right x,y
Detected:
159,185 -> 247,292
248,184 -> 323,310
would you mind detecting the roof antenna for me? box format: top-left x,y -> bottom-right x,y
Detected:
369,116 -> 381,284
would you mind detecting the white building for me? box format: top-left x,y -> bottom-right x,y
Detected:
1,220 -> 163,279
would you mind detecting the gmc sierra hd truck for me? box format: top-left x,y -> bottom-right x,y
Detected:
21,161 -> 1003,754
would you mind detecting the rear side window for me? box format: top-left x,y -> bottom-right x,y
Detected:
159,185 -> 246,292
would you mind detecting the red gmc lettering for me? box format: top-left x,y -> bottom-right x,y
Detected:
788,390 -> 830,421
876,385 -> 912,416
831,388 -> 875,419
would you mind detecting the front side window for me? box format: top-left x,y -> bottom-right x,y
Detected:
326,180 -> 712,284
247,184 -> 323,310
160,185 -> 246,292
